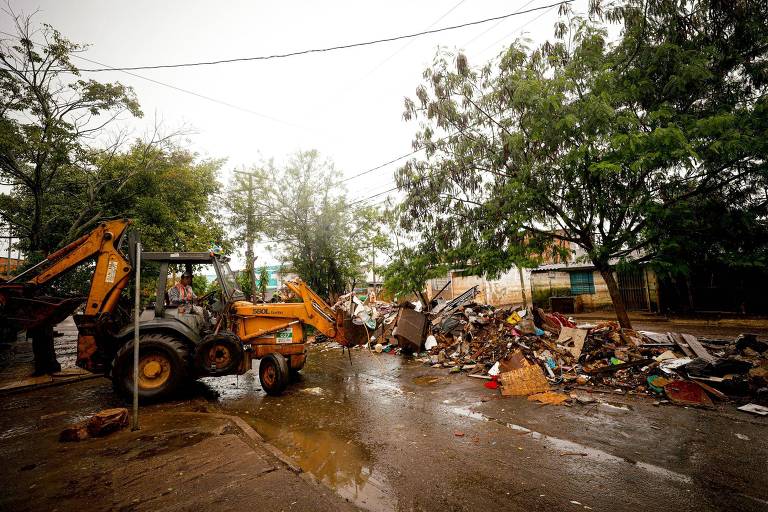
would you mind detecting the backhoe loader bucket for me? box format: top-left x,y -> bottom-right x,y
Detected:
334,311 -> 369,347
0,290 -> 84,332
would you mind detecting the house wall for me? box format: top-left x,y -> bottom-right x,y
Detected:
530,268 -> 660,312
426,266 -> 532,307
427,266 -> 659,312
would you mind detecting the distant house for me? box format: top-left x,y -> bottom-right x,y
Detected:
423,241 -> 659,314
0,256 -> 24,279
232,265 -> 297,301
529,261 -> 659,313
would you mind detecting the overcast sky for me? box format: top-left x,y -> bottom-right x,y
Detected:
4,0 -> 590,266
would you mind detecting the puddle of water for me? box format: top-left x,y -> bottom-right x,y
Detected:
448,404 -> 693,485
248,416 -> 397,512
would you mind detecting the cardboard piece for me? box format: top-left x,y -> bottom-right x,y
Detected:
556,327 -> 589,359
500,361 -> 550,396
528,391 -> 569,405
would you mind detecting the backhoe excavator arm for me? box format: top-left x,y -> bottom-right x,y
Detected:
23,219 -> 133,316
0,219 -> 134,370
233,278 -> 365,347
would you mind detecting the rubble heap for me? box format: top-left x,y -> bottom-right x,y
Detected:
358,286 -> 768,411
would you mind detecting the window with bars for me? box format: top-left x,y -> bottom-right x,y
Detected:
570,271 -> 595,294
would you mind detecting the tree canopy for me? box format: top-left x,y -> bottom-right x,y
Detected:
392,0 -> 768,326
0,13 -> 142,254
0,13 -> 227,262
226,150 -> 386,299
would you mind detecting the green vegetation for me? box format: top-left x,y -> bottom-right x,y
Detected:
391,0 -> 768,327
226,150 -> 387,300
0,13 -> 227,272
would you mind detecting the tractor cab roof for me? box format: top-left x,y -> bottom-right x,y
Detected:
141,252 -> 229,264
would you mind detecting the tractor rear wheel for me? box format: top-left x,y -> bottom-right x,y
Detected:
259,353 -> 289,396
112,334 -> 189,402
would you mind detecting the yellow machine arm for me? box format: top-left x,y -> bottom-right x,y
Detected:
20,219 -> 134,317
232,278 -> 363,347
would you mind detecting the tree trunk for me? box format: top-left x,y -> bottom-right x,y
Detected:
684,274 -> 695,312
598,267 -> 632,329
517,265 -> 528,309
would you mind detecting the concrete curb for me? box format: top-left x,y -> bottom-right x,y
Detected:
171,411 -> 361,510
0,372 -> 100,395
175,411 -> 302,473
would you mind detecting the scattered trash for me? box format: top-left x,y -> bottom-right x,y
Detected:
734,433 -> 750,441
528,391 -> 569,405
737,403 -> 768,416
333,289 -> 767,414
454,431 -> 465,437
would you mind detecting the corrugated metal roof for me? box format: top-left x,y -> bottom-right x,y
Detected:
531,262 -> 595,272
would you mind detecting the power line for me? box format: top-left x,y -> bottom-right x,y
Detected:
75,2 -> 573,72
461,0 -> 537,48
69,54 -> 304,128
349,186 -> 402,206
0,30 -> 303,128
478,4 -> 559,56
339,147 -> 423,183
362,0 -> 469,77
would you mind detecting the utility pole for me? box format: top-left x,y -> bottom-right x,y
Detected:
234,170 -> 258,301
371,244 -> 376,294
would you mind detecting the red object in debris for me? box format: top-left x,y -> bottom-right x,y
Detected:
454,431 -> 465,437
663,380 -> 714,408
484,374 -> 499,389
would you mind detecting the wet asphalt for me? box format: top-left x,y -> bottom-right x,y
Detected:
2,340 -> 767,511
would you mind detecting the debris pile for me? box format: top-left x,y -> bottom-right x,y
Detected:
324,286 -> 767,411
362,286 -> 768,410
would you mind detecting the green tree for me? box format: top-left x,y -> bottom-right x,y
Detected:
236,270 -> 253,300
257,264 -> 270,302
228,150 -> 383,300
394,1 -> 768,328
0,12 -> 142,255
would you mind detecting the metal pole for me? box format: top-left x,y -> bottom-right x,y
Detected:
132,242 -> 141,431
247,174 -> 257,302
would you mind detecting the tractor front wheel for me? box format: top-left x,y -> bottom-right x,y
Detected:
112,334 -> 189,402
259,353 -> 289,396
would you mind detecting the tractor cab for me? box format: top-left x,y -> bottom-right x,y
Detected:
141,251 -> 246,335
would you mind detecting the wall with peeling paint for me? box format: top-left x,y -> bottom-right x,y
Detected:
425,266 -> 532,307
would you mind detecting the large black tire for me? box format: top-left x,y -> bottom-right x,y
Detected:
112,333 -> 189,402
259,353 -> 289,396
194,332 -> 243,376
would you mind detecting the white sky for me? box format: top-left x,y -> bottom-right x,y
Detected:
4,0 -> 591,267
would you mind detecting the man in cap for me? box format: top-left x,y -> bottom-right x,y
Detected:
168,270 -> 197,307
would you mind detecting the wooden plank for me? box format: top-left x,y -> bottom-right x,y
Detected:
681,333 -> 715,363
583,359 -> 654,375
668,332 -> 694,357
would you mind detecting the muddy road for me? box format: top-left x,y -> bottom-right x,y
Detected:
2,337 -> 767,512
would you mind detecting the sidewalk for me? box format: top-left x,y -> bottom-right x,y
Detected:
571,311 -> 768,337
0,409 -> 361,512
0,316 -> 95,393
